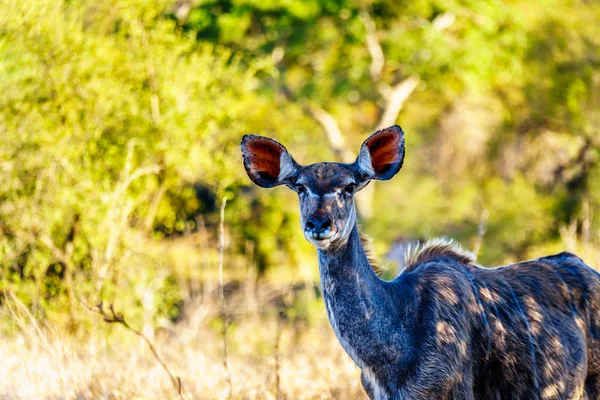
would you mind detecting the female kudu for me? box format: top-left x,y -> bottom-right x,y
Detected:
241,126 -> 600,399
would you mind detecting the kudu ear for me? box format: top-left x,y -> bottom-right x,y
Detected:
355,125 -> 405,181
241,134 -> 300,188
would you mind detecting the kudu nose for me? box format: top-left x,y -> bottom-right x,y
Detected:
305,215 -> 334,240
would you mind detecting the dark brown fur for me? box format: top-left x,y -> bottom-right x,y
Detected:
400,249 -> 600,399
241,127 -> 600,399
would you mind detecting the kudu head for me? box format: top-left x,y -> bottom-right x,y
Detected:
241,125 -> 405,251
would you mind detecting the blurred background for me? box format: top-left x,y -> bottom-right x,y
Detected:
0,0 -> 599,398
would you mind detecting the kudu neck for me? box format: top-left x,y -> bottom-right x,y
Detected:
317,223 -> 379,280
315,220 -> 397,370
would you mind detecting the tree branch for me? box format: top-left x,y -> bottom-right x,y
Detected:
218,197 -> 233,398
360,10 -> 385,82
76,294 -> 185,400
377,75 -> 420,130
432,12 -> 456,32
133,19 -> 161,124
279,83 -> 355,162
96,301 -> 184,399
308,106 -> 355,162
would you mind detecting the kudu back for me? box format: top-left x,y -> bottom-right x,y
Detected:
241,125 -> 600,399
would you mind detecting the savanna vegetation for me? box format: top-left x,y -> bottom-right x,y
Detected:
0,0 -> 599,398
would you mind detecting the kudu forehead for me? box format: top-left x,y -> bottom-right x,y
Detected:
296,163 -> 357,193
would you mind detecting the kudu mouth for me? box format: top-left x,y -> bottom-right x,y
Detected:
305,226 -> 339,248
305,231 -> 339,249
304,213 -> 339,248
305,227 -> 337,239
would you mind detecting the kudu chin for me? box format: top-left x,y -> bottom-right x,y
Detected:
241,125 -> 600,399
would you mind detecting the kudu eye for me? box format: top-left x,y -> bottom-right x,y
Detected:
344,183 -> 357,195
295,184 -> 306,194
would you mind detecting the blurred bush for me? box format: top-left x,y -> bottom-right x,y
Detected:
0,0 -> 599,331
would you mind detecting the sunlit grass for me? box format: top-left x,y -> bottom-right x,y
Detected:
3,229 -> 597,399
0,286 -> 365,400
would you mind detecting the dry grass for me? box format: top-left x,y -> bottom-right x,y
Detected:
0,290 -> 365,400
1,212 -> 597,400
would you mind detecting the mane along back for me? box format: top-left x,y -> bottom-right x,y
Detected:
404,238 -> 477,271
360,232 -> 387,276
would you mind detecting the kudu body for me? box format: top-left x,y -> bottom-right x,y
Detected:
241,126 -> 600,399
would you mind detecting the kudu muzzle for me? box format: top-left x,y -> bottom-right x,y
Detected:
304,210 -> 336,241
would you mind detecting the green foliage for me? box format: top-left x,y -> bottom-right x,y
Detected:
0,0 -> 599,330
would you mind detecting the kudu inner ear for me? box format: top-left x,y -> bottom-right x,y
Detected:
356,125 -> 405,181
241,134 -> 298,188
